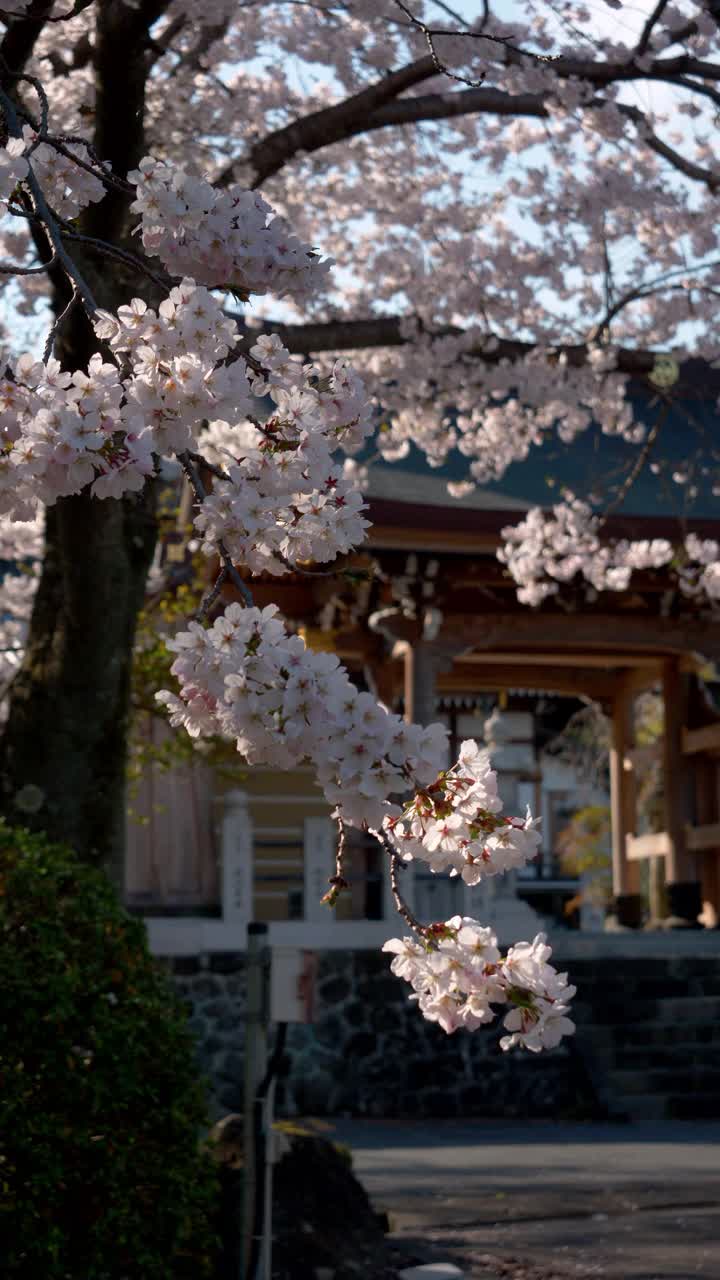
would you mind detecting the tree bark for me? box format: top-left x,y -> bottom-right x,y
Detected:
0,490 -> 157,885
0,1 -> 169,881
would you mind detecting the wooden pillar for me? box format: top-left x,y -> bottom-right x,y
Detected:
609,679 -> 642,927
403,638 -> 439,729
662,658 -> 701,924
696,755 -> 719,928
398,641 -> 444,915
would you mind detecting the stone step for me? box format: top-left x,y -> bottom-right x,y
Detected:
667,1092 -> 720,1120
610,1067 -> 720,1096
572,977 -> 708,1002
608,1021 -> 720,1048
613,1093 -> 671,1123
575,995 -> 720,1027
569,964 -> 720,981
614,1044 -> 720,1071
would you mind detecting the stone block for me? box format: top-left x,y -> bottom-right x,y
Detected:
343,999 -> 367,1028
345,1031 -> 377,1059
209,951 -> 245,973
188,975 -> 223,998
398,1264 -> 465,1279
319,976 -> 351,1004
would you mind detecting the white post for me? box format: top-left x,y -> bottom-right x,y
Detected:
221,789 -> 254,930
243,922 -> 270,1280
260,1075 -> 277,1280
303,817 -> 335,923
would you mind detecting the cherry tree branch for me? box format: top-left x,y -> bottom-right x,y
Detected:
43,282 -> 81,360
178,451 -> 255,608
226,33 -> 720,189
320,817 -> 349,907
0,1 -> 54,83
220,53 -> 438,186
386,844 -> 429,939
599,411 -> 666,521
0,82 -> 99,315
635,0 -> 671,58
235,313 -> 660,376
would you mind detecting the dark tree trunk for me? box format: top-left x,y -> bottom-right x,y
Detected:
0,490 -> 157,883
0,1 -> 171,879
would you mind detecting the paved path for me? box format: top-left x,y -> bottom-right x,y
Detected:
330,1120 -> 720,1279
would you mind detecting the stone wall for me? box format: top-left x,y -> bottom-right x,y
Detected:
168,949 -> 585,1121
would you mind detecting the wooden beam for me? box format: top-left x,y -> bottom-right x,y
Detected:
460,650 -> 663,670
682,723 -> 720,756
695,754 -> 720,926
436,613 -> 720,661
627,831 -> 672,860
438,666 -> 616,699
686,823 -> 720,852
610,680 -> 640,897
369,524 -> 498,553
663,658 -> 697,885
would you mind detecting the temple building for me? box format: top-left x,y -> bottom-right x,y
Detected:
127,434 -> 720,948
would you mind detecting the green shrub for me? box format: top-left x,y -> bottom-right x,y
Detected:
0,823 -> 218,1278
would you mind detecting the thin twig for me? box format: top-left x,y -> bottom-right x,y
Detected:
0,253 -> 54,274
43,282 -> 81,360
0,81 -> 98,317
8,66 -> 50,137
371,830 -> 429,938
61,228 -> 172,292
599,406 -> 668,522
196,565 -> 228,620
15,122 -> 136,196
635,0 -> 671,59
321,817 -> 350,906
179,450 -> 255,607
186,448 -> 232,483
389,850 -> 429,938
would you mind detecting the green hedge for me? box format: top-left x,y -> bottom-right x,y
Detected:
0,823 -> 218,1278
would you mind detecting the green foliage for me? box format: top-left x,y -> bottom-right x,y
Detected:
557,804 -> 611,878
0,824 -> 218,1279
127,482 -> 248,797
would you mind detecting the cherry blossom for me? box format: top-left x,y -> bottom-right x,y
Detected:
499,499 -> 720,608
157,602 -> 449,831
0,139 -> 27,202
129,156 -> 332,301
383,921 -> 575,1049
21,0 -> 720,1050
384,738 -> 541,883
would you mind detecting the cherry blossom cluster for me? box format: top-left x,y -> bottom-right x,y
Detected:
195,335 -> 372,574
0,132 -> 105,219
384,737 -> 541,884
366,336 -> 637,488
24,130 -> 105,219
0,280 -> 253,513
0,280 -> 373,569
383,921 -> 575,1050
678,534 -> 720,603
94,278 -> 254,458
157,602 -> 449,831
0,351 -> 152,514
128,156 -> 332,301
497,498 -> 673,605
499,499 -> 720,608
